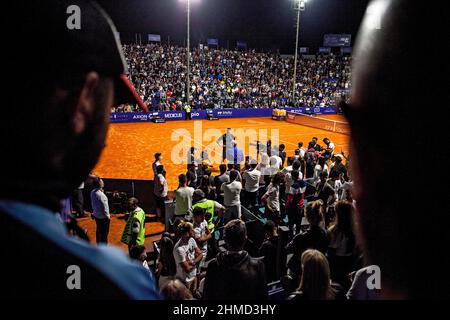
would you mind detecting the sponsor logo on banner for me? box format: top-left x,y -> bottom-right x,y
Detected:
288,113 -> 296,120
132,114 -> 148,121
110,106 -> 337,123
164,113 -> 183,119
217,110 -> 233,117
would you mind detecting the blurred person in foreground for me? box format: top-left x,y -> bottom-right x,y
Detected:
343,0 -> 450,298
160,279 -> 194,300
0,0 -> 158,299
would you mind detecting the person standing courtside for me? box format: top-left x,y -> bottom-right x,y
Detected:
184,104 -> 191,120
152,152 -> 162,178
217,128 -> 235,162
154,165 -> 168,221
90,177 -> 111,244
121,197 -> 146,253
173,174 -> 195,217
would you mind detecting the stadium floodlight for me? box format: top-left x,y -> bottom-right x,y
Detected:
292,0 -> 309,106
178,0 -> 200,107
180,0 -> 193,107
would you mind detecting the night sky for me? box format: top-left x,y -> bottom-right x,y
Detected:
97,0 -> 370,53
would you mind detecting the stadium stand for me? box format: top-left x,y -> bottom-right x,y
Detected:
114,44 -> 351,112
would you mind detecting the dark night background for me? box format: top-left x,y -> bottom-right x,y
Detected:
97,0 -> 370,53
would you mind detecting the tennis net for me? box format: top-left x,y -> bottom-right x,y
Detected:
286,111 -> 350,135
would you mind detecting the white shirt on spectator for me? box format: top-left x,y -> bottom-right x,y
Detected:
152,160 -> 161,178
221,180 -> 242,207
299,147 -> 306,158
328,142 -> 335,153
154,173 -> 168,197
313,164 -> 329,181
264,183 -> 280,212
242,169 -> 261,193
336,180 -> 353,201
193,220 -> 208,257
90,188 -> 110,219
269,155 -> 282,171
173,237 -> 198,283
173,186 -> 195,216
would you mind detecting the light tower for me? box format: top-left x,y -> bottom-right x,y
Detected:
180,0 -> 195,106
292,0 -> 308,106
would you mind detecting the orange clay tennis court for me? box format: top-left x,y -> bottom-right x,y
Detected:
92,114 -> 350,191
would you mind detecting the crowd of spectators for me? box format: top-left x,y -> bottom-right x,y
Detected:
136,135 -> 378,301
115,43 -> 351,112
7,1 -> 446,301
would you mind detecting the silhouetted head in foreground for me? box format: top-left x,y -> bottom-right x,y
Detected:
2,1 -> 143,211
343,0 -> 450,298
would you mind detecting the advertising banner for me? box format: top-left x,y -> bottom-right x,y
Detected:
110,106 -> 337,123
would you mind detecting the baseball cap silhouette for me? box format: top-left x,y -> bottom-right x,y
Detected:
7,0 -> 147,110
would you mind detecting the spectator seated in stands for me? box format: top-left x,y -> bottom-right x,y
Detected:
203,219 -> 267,300
327,200 -> 357,290
173,221 -> 203,293
285,200 -> 329,287
129,245 -> 150,272
257,220 -> 280,283
287,249 -> 345,300
120,43 -> 351,111
156,235 -> 176,289
192,207 -> 212,271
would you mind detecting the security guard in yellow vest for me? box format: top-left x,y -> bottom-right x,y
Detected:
121,197 -> 146,251
184,104 -> 191,120
191,189 -> 224,231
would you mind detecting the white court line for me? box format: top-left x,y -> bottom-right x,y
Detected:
246,119 -> 266,125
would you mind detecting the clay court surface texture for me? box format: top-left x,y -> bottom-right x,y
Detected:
92,114 -> 349,191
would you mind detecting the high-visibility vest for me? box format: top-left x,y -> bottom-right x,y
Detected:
121,207 -> 146,246
192,200 -> 215,230
185,105 -> 191,113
